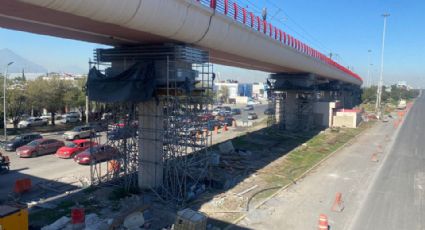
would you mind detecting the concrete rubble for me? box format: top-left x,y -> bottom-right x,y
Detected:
41,216 -> 70,230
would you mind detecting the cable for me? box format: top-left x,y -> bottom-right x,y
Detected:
233,0 -> 330,54
264,0 -> 332,51
264,0 -> 354,66
231,0 -> 352,67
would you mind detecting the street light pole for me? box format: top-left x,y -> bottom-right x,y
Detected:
367,50 -> 372,87
375,13 -> 390,118
3,62 -> 13,141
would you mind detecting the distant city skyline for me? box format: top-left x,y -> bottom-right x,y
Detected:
0,0 -> 424,86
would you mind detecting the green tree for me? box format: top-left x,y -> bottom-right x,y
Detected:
27,77 -> 68,125
7,77 -> 29,128
218,86 -> 229,103
63,77 -> 86,115
361,86 -> 377,103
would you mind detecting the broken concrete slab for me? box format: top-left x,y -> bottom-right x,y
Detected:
41,216 -> 70,230
219,141 -> 234,154
123,211 -> 145,229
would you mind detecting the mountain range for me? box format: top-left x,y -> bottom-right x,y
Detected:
0,48 -> 87,74
0,48 -> 47,73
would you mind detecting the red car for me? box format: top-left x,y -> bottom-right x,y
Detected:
16,139 -> 64,158
199,113 -> 215,122
74,145 -> 120,165
55,139 -> 98,159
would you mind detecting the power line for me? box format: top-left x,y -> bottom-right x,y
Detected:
232,0 -> 351,66
235,0 -> 331,54
264,0 -> 333,52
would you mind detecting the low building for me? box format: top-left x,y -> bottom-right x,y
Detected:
252,82 -> 266,99
313,101 -> 342,128
238,83 -> 253,97
332,109 -> 362,128
214,81 -> 239,99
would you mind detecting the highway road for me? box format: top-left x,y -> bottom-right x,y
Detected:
351,94 -> 425,229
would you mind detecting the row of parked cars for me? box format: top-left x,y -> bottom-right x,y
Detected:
16,112 -> 82,128
1,123 -> 123,165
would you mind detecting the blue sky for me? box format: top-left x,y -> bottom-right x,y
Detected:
0,0 -> 424,86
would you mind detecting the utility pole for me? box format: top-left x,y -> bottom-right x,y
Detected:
367,50 -> 372,87
375,13 -> 390,118
86,58 -> 91,124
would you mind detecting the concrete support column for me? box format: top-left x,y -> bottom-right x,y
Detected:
284,91 -> 298,131
275,92 -> 285,128
138,100 -> 164,190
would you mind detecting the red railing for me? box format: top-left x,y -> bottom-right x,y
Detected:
197,0 -> 362,82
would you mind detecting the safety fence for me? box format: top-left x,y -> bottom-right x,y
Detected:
197,0 -> 362,82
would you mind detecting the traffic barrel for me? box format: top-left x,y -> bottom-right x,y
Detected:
318,214 -> 329,230
13,178 -> 32,194
71,207 -> 85,228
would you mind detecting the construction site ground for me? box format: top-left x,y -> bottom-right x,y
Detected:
198,120 -> 378,228
4,110 -> 393,229
234,114 -> 402,229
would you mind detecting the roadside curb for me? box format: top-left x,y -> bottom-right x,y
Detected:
225,122 -> 375,229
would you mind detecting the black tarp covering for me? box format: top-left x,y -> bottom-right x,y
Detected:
87,62 -> 156,103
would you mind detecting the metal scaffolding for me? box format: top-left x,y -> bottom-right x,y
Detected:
87,44 -> 214,204
296,92 -> 315,131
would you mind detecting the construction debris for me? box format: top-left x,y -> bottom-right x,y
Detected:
123,211 -> 145,230
219,141 -> 234,154
41,216 -> 70,230
174,209 -> 207,230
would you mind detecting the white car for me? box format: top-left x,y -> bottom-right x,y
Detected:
61,112 -> 81,124
18,117 -> 48,128
247,100 -> 260,105
247,112 -> 258,120
212,109 -> 221,116
63,126 -> 95,140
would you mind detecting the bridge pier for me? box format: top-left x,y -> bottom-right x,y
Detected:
270,73 -> 317,131
270,73 -> 361,130
138,100 -> 164,189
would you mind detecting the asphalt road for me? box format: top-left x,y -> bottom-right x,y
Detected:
351,95 -> 425,229
0,110 -> 264,200
219,104 -> 269,121
0,131 -> 93,198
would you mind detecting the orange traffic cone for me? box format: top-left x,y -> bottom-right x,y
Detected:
371,153 -> 379,162
331,192 -> 344,212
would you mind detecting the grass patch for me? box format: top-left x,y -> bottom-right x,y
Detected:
83,186 -> 98,194
246,121 -> 375,214
29,196 -> 102,227
29,200 -> 76,226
